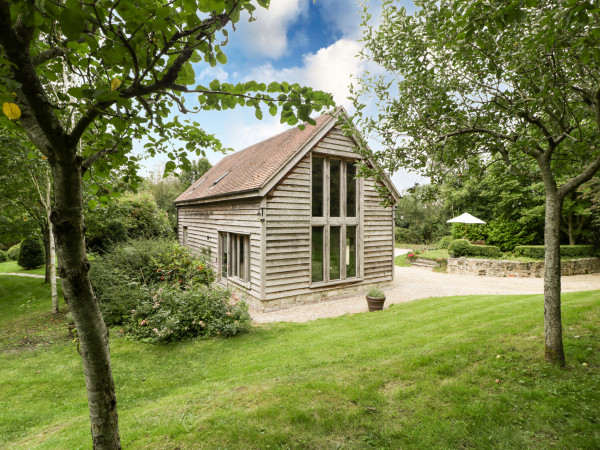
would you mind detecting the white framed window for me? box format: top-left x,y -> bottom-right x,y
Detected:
310,155 -> 360,285
219,231 -> 250,283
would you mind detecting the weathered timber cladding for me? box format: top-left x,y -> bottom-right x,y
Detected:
176,123 -> 396,309
177,198 -> 262,300
264,126 -> 394,301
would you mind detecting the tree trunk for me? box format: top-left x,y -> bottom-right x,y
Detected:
47,175 -> 59,314
50,156 -> 121,449
568,212 -> 576,245
543,193 -> 566,366
42,222 -> 50,284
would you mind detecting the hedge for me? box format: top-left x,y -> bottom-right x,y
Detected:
437,235 -> 454,249
514,245 -> 597,260
448,239 -> 502,258
7,242 -> 21,260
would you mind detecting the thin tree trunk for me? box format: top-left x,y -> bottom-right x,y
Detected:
543,192 -> 565,366
42,223 -> 51,284
46,174 -> 59,314
568,212 -> 576,245
50,157 -> 121,449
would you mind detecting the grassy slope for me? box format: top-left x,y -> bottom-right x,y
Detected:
1,278 -> 599,448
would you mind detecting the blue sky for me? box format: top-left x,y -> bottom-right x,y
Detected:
139,0 -> 423,191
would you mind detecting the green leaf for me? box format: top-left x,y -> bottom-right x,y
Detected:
216,52 -> 227,64
59,7 -> 86,40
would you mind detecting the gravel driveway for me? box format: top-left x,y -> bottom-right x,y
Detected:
251,251 -> 600,324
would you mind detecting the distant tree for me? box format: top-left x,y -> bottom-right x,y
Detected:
180,157 -> 213,189
353,0 -> 600,366
141,169 -> 185,229
0,134 -> 59,311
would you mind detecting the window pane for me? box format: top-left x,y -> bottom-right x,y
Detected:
311,226 -> 324,282
220,233 -> 228,278
346,226 -> 356,278
330,159 -> 341,217
312,156 -> 324,217
330,226 -> 341,280
231,235 -> 238,278
346,162 -> 356,217
239,236 -> 246,281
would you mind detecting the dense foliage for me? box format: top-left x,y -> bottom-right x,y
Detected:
514,245 -> 597,260
6,242 -> 20,260
447,239 -> 502,259
17,237 -> 44,269
0,250 -> 6,262
437,236 -> 454,250
127,286 -> 250,343
90,238 -> 216,327
85,192 -> 172,252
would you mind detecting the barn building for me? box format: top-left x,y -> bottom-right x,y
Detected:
174,109 -> 400,311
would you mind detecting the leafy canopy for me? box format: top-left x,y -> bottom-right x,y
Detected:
0,0 -> 335,193
352,0 -> 600,193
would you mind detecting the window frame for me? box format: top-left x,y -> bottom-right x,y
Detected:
218,230 -> 251,287
310,154 -> 362,287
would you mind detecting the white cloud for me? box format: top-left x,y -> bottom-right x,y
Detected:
245,38 -> 363,109
237,0 -> 308,59
196,66 -> 229,83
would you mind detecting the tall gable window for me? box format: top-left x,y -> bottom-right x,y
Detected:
311,155 -> 359,284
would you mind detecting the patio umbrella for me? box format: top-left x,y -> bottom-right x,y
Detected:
447,212 -> 486,238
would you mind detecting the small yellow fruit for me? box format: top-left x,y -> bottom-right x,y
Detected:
2,102 -> 21,119
110,78 -> 122,91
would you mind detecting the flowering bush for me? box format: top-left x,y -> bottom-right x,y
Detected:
90,238 -> 215,325
125,286 -> 250,343
407,252 -> 418,261
150,244 -> 214,288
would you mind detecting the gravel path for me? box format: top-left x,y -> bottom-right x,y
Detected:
251,252 -> 600,324
0,273 -> 44,278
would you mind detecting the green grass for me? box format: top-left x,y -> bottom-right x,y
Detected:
1,277 -> 599,448
0,260 -> 45,275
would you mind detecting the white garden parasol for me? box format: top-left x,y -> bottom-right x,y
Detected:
447,212 -> 486,238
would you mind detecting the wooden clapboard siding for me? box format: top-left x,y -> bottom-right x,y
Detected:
265,152 -> 311,297
263,126 -> 394,300
363,177 -> 394,280
177,198 -> 263,299
177,124 -> 395,304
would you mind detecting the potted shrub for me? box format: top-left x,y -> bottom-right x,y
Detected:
366,287 -> 386,311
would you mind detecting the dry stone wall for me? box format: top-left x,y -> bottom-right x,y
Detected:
447,257 -> 600,278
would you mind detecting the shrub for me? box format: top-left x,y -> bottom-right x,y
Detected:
367,287 -> 385,298
86,192 -> 172,252
448,239 -> 471,257
467,244 -> 502,258
0,250 -> 6,263
17,237 -> 45,270
448,239 -> 502,258
125,286 -> 250,343
89,238 -> 215,325
7,242 -> 21,260
514,245 -> 596,260
437,236 -> 454,249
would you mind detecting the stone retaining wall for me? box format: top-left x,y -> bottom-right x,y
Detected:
447,257 -> 600,278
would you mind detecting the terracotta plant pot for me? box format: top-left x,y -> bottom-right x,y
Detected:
366,295 -> 386,311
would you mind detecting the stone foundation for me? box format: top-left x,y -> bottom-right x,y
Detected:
447,257 -> 600,278
229,281 -> 394,312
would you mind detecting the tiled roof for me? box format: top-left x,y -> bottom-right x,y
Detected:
174,112 -> 334,204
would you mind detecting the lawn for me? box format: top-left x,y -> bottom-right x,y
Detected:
1,276 -> 599,448
0,260 -> 45,275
